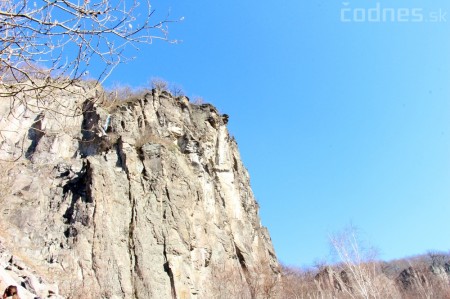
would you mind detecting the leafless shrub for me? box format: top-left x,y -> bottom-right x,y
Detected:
396,260 -> 450,299
328,226 -> 383,299
170,84 -> 185,97
208,257 -> 280,299
100,84 -> 150,113
151,78 -> 169,92
192,97 -> 205,105
246,259 -> 280,299
108,84 -> 135,102
277,240 -> 450,299
209,262 -> 250,299
279,266 -> 332,299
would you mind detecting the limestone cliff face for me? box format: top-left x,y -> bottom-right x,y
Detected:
0,87 -> 278,298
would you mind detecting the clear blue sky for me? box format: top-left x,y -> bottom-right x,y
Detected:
104,0 -> 450,267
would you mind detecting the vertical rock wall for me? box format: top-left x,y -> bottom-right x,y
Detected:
0,88 -> 278,298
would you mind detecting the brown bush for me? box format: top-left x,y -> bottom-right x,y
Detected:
209,262 -> 250,299
135,129 -> 178,152
151,78 -> 169,92
101,84 -> 150,113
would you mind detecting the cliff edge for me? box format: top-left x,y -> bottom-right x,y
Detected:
0,85 -> 278,298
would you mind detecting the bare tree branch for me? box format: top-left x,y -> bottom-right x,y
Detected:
0,0 -> 177,101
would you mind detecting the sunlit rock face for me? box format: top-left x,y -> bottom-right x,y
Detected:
0,87 -> 278,298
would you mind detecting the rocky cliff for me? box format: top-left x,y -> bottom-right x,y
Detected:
0,85 -> 278,298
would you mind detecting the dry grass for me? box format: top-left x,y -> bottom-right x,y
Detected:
100,84 -> 151,113
135,129 -> 178,152
207,228 -> 450,299
208,258 -> 280,299
101,80 -> 188,113
274,261 -> 450,299
209,262 -> 251,299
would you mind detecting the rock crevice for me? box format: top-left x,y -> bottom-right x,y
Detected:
0,89 -> 278,298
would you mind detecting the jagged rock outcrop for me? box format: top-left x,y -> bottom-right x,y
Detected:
0,240 -> 64,299
314,266 -> 354,294
0,86 -> 278,298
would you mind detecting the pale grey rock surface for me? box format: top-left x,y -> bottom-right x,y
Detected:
0,87 -> 278,298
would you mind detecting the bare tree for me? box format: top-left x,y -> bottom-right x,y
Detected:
246,259 -> 279,299
0,0 -> 177,107
209,262 -> 250,299
329,226 -> 400,299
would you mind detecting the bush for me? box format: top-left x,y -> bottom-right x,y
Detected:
135,129 -> 178,153
151,78 -> 169,92
101,84 -> 150,113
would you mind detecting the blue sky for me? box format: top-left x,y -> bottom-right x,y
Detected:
103,1 -> 450,267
